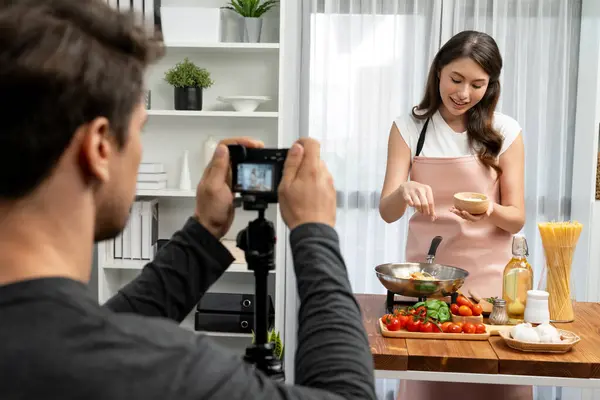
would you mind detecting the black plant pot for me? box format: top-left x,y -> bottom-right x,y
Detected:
174,86 -> 203,110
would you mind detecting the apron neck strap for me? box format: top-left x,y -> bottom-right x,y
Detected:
415,117 -> 430,158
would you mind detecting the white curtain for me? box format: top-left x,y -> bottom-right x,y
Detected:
302,0 -> 582,399
304,0 -> 441,296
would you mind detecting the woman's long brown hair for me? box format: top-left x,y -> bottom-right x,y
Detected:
412,30 -> 504,177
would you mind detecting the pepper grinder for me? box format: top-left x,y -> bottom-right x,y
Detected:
489,298 -> 510,325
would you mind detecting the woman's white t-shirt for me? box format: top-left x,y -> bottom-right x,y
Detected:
393,110 -> 522,160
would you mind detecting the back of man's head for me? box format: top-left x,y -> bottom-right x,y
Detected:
0,0 -> 163,200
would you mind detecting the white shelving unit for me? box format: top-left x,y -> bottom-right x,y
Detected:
97,0 -> 287,353
147,110 -> 278,118
165,42 -> 279,50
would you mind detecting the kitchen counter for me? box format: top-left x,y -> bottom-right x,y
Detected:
357,294 -> 600,388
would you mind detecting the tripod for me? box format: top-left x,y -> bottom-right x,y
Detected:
235,196 -> 285,381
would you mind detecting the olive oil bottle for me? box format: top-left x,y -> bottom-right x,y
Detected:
502,235 -> 533,323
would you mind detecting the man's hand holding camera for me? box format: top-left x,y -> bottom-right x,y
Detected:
195,137 -> 336,238
279,139 -> 336,230
194,137 -> 264,239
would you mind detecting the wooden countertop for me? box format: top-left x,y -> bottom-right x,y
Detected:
357,294 -> 600,378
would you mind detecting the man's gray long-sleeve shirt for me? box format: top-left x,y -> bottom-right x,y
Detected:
0,217 -> 376,399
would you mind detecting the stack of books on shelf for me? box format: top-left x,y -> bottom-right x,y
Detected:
113,199 -> 159,261
137,162 -> 167,190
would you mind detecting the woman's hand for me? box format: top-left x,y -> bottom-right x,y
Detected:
450,201 -> 494,222
399,181 -> 436,221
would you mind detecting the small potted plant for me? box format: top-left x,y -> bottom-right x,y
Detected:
223,0 -> 279,43
252,328 -> 284,360
164,58 -> 214,111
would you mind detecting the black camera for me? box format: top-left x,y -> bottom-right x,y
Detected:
228,145 -> 288,204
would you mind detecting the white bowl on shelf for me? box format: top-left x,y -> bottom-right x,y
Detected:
217,96 -> 271,112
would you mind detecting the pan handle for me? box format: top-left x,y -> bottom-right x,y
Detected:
426,236 -> 443,264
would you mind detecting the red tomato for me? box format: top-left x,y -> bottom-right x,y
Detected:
406,318 -> 422,332
386,317 -> 402,331
475,323 -> 486,334
420,321 -> 434,333
393,308 -> 407,316
462,322 -> 476,334
456,295 -> 474,308
454,322 -> 464,331
441,322 -> 453,333
382,314 -> 394,324
458,305 -> 473,316
471,304 -> 483,316
450,304 -> 460,315
448,323 -> 462,333
398,315 -> 410,329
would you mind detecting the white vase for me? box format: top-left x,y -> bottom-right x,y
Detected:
179,150 -> 192,190
243,17 -> 263,43
221,8 -> 243,42
203,136 -> 219,169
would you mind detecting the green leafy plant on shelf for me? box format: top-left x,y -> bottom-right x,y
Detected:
164,58 -> 214,89
223,0 -> 279,18
252,329 -> 284,360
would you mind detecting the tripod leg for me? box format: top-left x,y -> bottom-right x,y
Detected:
254,268 -> 268,346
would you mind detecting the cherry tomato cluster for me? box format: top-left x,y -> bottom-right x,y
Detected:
440,321 -> 486,334
382,296 -> 488,335
382,306 -> 443,334
450,295 -> 483,317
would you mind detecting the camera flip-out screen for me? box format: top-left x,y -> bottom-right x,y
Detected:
228,145 -> 288,204
234,163 -> 274,193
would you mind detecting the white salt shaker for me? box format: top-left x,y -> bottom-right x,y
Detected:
523,290 -> 550,324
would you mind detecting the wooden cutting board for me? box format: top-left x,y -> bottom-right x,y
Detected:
485,324 -> 513,336
379,318 -> 513,340
379,318 -> 490,340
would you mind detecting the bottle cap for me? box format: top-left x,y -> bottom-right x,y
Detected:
493,298 -> 506,306
512,234 -> 529,257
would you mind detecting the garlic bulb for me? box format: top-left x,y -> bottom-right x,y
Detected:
535,323 -> 556,336
536,323 -> 562,343
511,323 -> 540,343
511,323 -> 531,339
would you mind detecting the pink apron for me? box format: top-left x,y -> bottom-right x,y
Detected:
405,155 -> 510,298
397,123 -> 532,399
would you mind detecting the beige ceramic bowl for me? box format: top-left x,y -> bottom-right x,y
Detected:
453,192 -> 489,215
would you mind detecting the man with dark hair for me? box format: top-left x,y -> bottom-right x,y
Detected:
0,1 -> 376,399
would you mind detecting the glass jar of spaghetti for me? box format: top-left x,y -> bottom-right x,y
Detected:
537,221 -> 583,323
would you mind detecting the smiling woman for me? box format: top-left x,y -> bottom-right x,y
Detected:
379,30 -> 528,400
